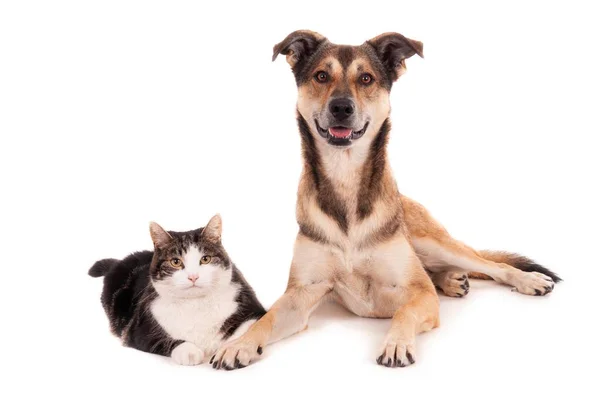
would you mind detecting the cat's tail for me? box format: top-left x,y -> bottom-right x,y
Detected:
88,258 -> 119,277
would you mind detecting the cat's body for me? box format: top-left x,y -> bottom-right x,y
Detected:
89,216 -> 265,365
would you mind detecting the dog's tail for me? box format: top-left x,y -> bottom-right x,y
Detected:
88,258 -> 120,278
474,250 -> 562,283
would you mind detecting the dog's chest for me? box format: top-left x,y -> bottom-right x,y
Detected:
150,286 -> 239,354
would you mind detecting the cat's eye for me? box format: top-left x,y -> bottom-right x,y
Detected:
170,258 -> 183,268
200,255 -> 212,265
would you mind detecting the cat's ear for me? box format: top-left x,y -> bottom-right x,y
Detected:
203,214 -> 222,244
149,222 -> 172,248
366,32 -> 423,81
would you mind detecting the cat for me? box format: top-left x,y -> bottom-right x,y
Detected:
88,214 -> 266,366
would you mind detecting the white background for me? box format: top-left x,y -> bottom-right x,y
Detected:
1,1 -> 598,399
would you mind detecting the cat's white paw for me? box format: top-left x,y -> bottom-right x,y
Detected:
171,342 -> 204,366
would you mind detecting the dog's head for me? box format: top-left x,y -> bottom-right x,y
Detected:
273,30 -> 423,147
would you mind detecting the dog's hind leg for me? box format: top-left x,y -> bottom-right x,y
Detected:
401,195 -> 559,296
414,237 -> 555,295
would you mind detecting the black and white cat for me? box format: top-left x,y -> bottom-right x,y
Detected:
89,214 -> 265,366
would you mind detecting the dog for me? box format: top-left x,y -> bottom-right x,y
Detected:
210,30 -> 561,370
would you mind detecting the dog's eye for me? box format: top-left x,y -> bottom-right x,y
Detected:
200,255 -> 212,265
170,258 -> 183,268
359,73 -> 373,85
314,71 -> 329,83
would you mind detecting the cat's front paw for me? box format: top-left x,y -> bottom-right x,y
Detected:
210,339 -> 263,370
171,342 -> 204,366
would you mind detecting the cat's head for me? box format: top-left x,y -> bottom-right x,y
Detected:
148,214 -> 232,298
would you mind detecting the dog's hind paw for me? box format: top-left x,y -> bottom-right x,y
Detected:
510,271 -> 555,296
430,271 -> 470,297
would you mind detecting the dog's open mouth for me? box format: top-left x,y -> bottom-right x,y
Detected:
315,120 -> 369,146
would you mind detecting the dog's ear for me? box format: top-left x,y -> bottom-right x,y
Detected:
272,30 -> 327,68
367,33 -> 423,81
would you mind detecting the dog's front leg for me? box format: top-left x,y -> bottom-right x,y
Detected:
211,282 -> 331,370
211,234 -> 334,370
377,271 -> 440,368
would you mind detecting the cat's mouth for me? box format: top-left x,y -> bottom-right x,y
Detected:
184,284 -> 206,290
170,284 -> 213,297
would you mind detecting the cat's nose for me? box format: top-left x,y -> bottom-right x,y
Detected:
188,274 -> 198,283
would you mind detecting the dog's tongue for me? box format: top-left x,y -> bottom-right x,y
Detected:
329,127 -> 352,138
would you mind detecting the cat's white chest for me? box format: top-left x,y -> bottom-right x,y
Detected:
150,285 -> 239,355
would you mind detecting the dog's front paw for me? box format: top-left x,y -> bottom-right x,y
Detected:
210,339 -> 264,371
510,271 -> 554,296
376,336 -> 416,368
171,342 -> 204,366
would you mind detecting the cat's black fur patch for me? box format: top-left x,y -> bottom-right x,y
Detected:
220,268 -> 267,339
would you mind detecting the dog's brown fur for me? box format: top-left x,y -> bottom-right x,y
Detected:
211,31 -> 560,370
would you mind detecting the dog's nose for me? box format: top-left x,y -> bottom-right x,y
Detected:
188,274 -> 198,283
329,98 -> 355,121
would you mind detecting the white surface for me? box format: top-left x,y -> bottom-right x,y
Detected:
1,1 -> 598,399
